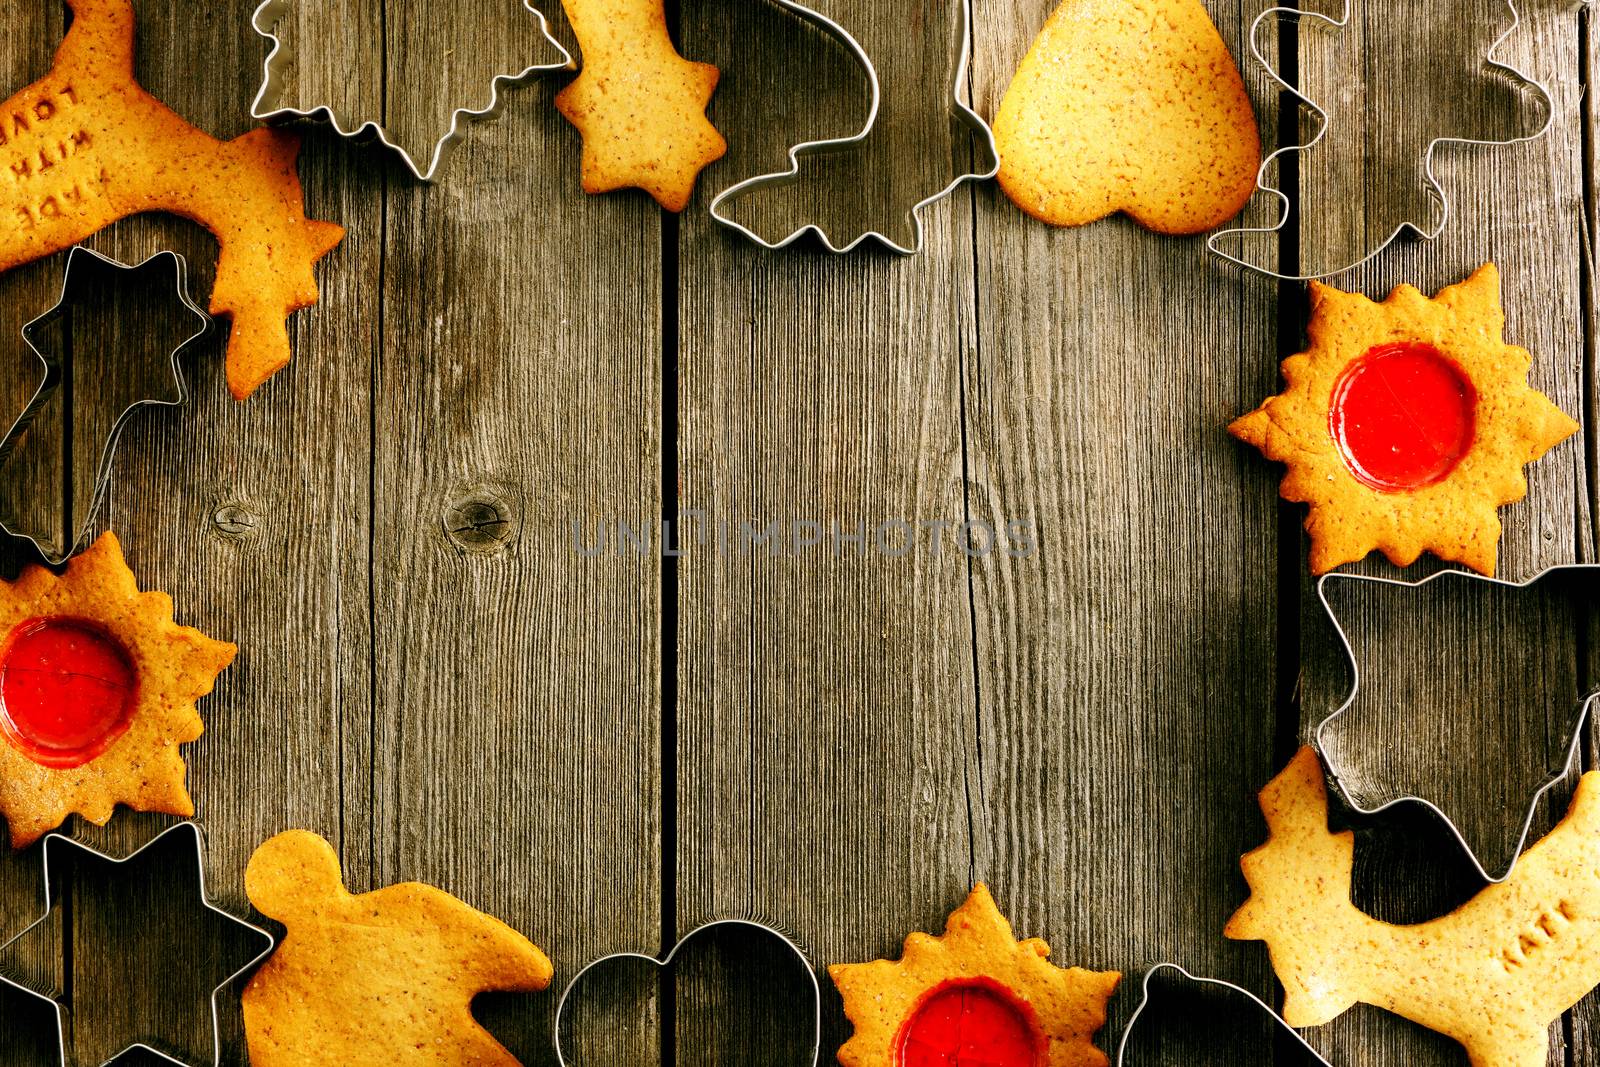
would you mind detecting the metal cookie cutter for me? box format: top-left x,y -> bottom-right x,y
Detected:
554,918 -> 821,1066
250,0 -> 573,181
0,822 -> 275,1067
0,246 -> 210,565
1315,565 -> 1599,883
1116,964 -> 1332,1066
707,0 -> 998,254
1208,0 -> 1559,279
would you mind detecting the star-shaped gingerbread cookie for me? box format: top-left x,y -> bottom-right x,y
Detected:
0,532 -> 236,847
554,0 -> 726,212
1231,264 -> 1577,575
242,829 -> 554,1066
831,884 -> 1120,1067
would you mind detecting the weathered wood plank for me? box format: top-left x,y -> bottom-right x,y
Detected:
676,0 -> 980,1058
966,0 -> 1282,1054
368,1 -> 661,1059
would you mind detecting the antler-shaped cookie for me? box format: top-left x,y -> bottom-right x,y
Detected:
1227,747 -> 1600,1067
0,0 -> 344,400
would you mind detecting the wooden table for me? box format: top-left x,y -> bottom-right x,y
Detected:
0,0 -> 1594,1062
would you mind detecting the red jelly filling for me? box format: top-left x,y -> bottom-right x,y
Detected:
897,978 -> 1042,1067
0,617 -> 137,768
1329,341 -> 1477,492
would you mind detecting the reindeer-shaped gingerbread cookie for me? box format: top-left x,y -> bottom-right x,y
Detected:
1,0 -> 343,400
1228,747 -> 1600,1067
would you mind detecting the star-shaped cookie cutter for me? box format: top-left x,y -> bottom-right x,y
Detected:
707,0 -> 998,255
0,246 -> 211,565
1207,0 -> 1562,279
553,917 -> 821,1066
1116,964 -> 1333,1066
250,0 -> 573,182
1314,565 -> 1598,883
0,822 -> 275,1067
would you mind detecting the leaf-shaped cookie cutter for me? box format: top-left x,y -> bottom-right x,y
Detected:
554,917 -> 821,1066
0,822 -> 276,1067
1207,0 -> 1561,280
707,0 -> 998,254
1116,964 -> 1333,1066
0,246 -> 211,566
1315,565 -> 1598,883
249,0 -> 574,182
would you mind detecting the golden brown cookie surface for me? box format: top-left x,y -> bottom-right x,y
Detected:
993,0 -> 1260,234
243,829 -> 554,1066
554,0 -> 726,212
830,884 -> 1119,1067
1229,748 -> 1600,1067
0,532 -> 235,848
0,0 -> 345,401
1230,264 -> 1577,575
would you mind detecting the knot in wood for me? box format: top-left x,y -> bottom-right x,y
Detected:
444,491 -> 517,552
212,503 -> 260,539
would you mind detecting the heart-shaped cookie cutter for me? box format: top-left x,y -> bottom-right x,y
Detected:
553,917 -> 821,1066
1208,0 -> 1562,279
1315,564 -> 1599,883
707,0 -> 998,254
0,822 -> 275,1067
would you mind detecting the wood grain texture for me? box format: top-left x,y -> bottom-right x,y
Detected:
368,0 -> 660,1060
967,0 -> 1284,1050
675,0 -> 981,1059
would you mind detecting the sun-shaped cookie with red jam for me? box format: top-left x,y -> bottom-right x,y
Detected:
0,532 -> 236,847
1230,264 -> 1578,575
830,884 -> 1120,1067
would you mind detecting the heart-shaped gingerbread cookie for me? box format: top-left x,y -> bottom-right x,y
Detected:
993,0 -> 1260,234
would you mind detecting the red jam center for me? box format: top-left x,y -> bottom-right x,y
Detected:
0,617 -> 136,769
1329,341 -> 1477,492
897,979 -> 1041,1067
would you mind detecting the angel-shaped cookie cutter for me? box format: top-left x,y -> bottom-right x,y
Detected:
0,822 -> 275,1067
554,917 -> 821,1066
0,246 -> 210,565
1208,0 -> 1560,279
1116,964 -> 1332,1066
1314,564 -> 1598,883
250,0 -> 574,181
707,0 -> 998,255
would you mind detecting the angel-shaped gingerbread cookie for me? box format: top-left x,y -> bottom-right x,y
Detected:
242,830 -> 553,1066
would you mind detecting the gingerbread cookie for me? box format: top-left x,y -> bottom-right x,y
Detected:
554,0 -> 726,212
1,0 -> 345,401
831,884 -> 1119,1067
993,0 -> 1260,234
243,829 -> 554,1066
1229,747 -> 1600,1067
0,532 -> 235,848
1231,264 -> 1577,575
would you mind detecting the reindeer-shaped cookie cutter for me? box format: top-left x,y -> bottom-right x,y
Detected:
1208,0 -> 1563,279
